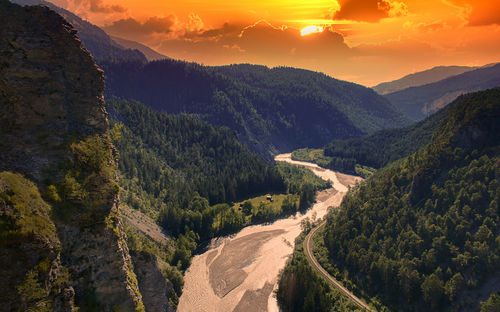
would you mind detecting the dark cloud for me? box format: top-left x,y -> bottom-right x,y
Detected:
73,0 -> 126,13
197,23 -> 242,38
104,16 -> 176,37
467,2 -> 500,26
232,22 -> 349,58
334,0 -> 407,22
90,0 -> 124,13
157,21 -> 351,68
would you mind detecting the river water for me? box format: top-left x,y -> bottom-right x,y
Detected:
177,153 -> 361,312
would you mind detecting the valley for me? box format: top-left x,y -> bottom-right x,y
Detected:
1,1 -> 499,311
177,154 -> 361,312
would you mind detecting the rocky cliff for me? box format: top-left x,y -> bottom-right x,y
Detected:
0,1 -> 144,310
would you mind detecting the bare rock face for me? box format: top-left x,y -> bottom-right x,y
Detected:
131,251 -> 177,312
0,0 -> 107,181
0,2 -> 144,311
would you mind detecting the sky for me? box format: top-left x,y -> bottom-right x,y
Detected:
50,0 -> 500,86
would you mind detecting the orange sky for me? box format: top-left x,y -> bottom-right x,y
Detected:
51,0 -> 500,86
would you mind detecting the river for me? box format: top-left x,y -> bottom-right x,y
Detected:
177,153 -> 362,312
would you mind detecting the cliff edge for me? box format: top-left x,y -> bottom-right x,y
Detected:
0,1 -> 144,311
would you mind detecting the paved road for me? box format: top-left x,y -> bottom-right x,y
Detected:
304,220 -> 373,311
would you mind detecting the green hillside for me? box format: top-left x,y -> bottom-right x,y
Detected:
102,60 -> 410,157
278,88 -> 500,311
109,98 -> 327,266
319,99 -> 456,174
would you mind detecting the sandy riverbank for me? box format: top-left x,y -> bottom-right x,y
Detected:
177,154 -> 361,312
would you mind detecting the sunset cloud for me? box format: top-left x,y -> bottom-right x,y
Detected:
404,20 -> 447,33
197,23 -> 242,39
186,13 -> 204,33
155,21 -> 350,67
443,0 -> 500,26
467,2 -> 500,26
88,0 -> 125,13
46,0 -> 500,85
59,0 -> 125,14
333,0 -> 408,22
104,16 -> 177,39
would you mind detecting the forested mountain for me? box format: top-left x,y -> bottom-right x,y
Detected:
12,0 -> 148,64
13,0 -> 412,158
109,97 -> 327,234
111,36 -> 169,61
384,63 -> 500,120
279,88 -> 500,312
320,98 -> 456,173
373,65 -> 476,95
108,98 -> 329,308
108,97 -> 285,210
102,60 -> 411,156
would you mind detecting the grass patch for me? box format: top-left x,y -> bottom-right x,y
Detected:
291,148 -> 333,168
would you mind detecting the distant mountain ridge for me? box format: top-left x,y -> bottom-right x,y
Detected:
111,36 -> 169,61
384,63 -> 500,120
102,60 -> 411,157
12,0 -> 148,64
373,65 -> 477,95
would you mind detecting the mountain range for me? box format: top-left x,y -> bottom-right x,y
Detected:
14,0 -> 412,158
102,60 -> 411,157
383,63 -> 500,120
373,65 -> 478,95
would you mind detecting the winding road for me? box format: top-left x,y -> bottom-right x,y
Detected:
278,153 -> 373,311
178,154 -> 367,311
304,220 -> 373,311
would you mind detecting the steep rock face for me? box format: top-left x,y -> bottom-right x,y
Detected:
131,252 -> 177,312
0,2 -> 144,311
0,0 -> 107,181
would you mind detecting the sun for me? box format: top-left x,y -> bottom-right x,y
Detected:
300,25 -> 324,36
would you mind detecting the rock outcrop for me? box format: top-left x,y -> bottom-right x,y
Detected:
131,252 -> 177,312
0,0 -> 107,180
0,1 -> 144,311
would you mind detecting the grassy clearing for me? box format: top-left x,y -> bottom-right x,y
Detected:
291,148 -> 333,168
232,194 -> 299,219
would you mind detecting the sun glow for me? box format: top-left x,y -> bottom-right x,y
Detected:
300,25 -> 324,36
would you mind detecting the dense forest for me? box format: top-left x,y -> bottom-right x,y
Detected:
108,98 -> 329,302
279,88 -> 500,312
316,100 -> 456,173
277,231 -> 364,312
101,59 -> 410,157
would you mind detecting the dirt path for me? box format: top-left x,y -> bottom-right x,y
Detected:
305,221 -> 373,311
177,154 -> 360,312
